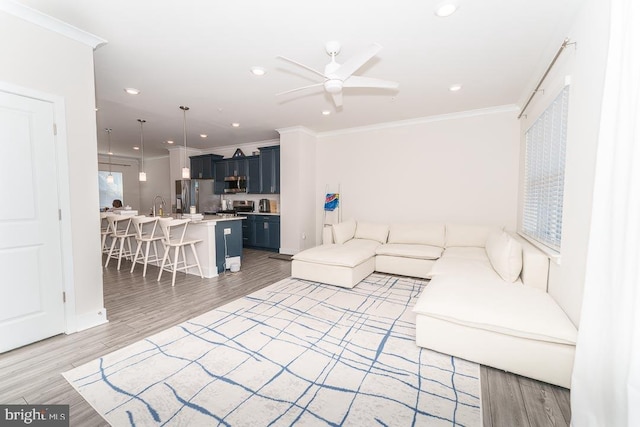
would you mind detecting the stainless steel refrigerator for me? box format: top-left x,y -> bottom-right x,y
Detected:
175,179 -> 219,214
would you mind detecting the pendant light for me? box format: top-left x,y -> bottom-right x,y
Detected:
105,128 -> 114,184
180,105 -> 190,179
137,118 -> 147,182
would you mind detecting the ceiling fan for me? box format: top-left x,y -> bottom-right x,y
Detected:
276,41 -> 399,108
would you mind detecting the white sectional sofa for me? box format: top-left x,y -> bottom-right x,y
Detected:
291,220 -> 578,388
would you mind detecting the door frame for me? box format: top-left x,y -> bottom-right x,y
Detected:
0,80 -> 78,334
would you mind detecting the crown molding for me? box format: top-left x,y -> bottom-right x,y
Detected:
0,0 -> 107,49
276,126 -> 317,137
317,105 -> 519,138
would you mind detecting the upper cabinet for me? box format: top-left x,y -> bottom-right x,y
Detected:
259,146 -> 280,194
247,156 -> 260,194
190,154 -> 223,179
210,146 -> 280,195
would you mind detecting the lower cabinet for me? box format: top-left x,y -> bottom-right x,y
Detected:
242,215 -> 280,252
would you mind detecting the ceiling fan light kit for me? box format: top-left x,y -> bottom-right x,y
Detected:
276,40 -> 399,108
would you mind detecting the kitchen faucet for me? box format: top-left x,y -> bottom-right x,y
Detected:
153,195 -> 166,217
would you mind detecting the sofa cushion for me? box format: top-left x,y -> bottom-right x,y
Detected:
413,276 -> 577,345
292,239 -> 379,268
376,243 -> 442,260
485,230 -> 523,282
355,222 -> 389,244
446,224 -> 499,247
332,219 -> 356,244
427,252 -> 508,282
387,223 -> 445,247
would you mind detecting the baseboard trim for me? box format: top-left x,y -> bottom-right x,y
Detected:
73,308 -> 109,333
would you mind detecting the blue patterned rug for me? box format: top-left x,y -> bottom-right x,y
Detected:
63,274 -> 481,426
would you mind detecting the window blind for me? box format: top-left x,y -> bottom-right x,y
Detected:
522,86 -> 570,252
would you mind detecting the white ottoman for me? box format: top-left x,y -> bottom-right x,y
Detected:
292,239 -> 380,288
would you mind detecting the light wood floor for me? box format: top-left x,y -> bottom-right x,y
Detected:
0,249 -> 570,426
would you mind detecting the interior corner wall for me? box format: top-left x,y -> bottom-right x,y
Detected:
517,0 -> 610,326
0,12 -> 105,327
314,110 -> 520,241
279,128 -> 317,255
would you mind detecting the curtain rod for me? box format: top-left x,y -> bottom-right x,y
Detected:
517,38 -> 575,119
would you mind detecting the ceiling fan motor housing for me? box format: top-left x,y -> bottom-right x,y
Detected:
324,79 -> 343,94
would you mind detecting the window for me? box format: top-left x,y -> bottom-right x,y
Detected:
521,86 -> 570,252
98,171 -> 123,210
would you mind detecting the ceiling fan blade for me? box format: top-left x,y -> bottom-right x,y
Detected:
276,83 -> 325,96
333,43 -> 383,80
331,92 -> 343,108
277,55 -> 327,79
343,76 -> 399,90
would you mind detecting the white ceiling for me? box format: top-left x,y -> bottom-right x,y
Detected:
17,0 -> 584,158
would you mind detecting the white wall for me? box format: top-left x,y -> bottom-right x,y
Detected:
517,0 -> 610,326
279,127 -> 316,254
140,156 -> 171,214
314,108 -> 521,241
0,9 -> 106,329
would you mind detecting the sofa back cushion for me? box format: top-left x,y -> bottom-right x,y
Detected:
446,224 -> 498,247
485,230 -> 523,282
355,222 -> 389,244
387,223 -> 445,247
332,219 -> 357,244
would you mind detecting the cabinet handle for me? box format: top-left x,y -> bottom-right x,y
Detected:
264,223 -> 268,230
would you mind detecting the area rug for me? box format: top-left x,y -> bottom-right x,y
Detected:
63,274 -> 481,426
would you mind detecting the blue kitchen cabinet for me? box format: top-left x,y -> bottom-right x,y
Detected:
259,146 -> 280,194
243,214 -> 280,251
247,156 -> 260,194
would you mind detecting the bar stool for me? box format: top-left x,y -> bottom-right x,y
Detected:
130,216 -> 163,277
105,214 -> 139,270
100,212 -> 114,254
157,218 -> 203,286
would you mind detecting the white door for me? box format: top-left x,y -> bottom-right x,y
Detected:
0,90 -> 65,353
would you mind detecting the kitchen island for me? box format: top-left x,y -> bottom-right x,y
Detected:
180,214 -> 245,278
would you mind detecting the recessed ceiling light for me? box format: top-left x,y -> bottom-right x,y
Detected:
250,66 -> 266,76
435,1 -> 458,17
200,134 -> 207,138
166,140 -> 174,144
124,88 -> 140,95
232,123 -> 240,128
133,146 -> 140,150
322,110 -> 331,116
449,84 -> 463,92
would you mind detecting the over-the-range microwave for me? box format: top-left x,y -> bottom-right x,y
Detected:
224,175 -> 246,193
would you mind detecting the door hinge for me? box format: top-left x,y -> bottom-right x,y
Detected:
53,123 -> 57,135
58,209 -> 62,220
63,292 -> 66,303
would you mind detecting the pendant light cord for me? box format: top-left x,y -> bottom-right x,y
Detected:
106,128 -> 112,173
138,119 -> 146,172
180,106 -> 189,170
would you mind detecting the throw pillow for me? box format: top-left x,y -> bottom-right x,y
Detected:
355,222 -> 389,244
485,230 -> 523,282
332,219 -> 357,244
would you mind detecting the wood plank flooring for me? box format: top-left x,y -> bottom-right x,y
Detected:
0,249 -> 570,426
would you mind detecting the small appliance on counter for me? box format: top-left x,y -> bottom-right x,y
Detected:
259,199 -> 270,213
